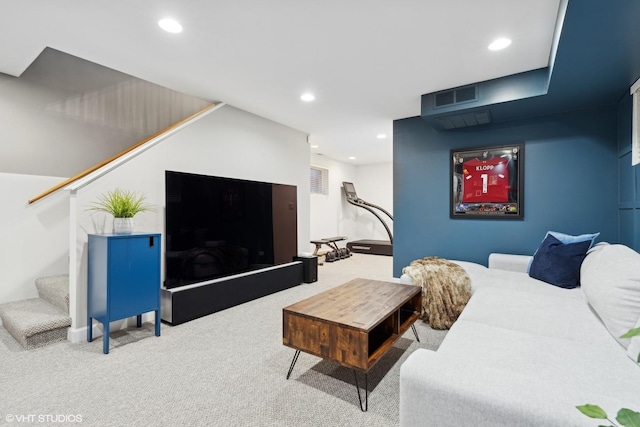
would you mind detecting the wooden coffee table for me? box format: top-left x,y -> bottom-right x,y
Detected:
282,278 -> 422,411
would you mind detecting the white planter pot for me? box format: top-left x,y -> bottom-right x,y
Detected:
113,218 -> 134,234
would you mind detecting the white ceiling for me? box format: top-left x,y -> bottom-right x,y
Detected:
1,0 -> 561,165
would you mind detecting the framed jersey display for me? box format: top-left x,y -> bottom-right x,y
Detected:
450,143 -> 524,219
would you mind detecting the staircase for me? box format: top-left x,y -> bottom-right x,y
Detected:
0,275 -> 71,349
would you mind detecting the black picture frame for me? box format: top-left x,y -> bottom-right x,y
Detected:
450,143 -> 524,219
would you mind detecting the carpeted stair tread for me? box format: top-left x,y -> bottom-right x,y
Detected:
0,298 -> 71,349
35,274 -> 69,313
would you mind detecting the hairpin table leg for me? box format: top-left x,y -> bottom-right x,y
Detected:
353,370 -> 368,412
286,350 -> 301,379
411,324 -> 420,342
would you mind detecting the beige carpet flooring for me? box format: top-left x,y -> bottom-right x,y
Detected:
0,253 -> 446,426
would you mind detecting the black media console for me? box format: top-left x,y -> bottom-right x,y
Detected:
161,261 -> 304,325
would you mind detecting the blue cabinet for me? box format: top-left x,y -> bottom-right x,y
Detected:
87,233 -> 161,354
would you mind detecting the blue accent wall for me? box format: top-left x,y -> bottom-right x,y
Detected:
393,106 -> 618,276
617,93 -> 640,249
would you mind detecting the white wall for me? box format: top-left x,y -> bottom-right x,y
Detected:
309,154 -> 357,252
0,48 -> 208,177
354,163 -> 394,241
309,154 -> 393,250
71,105 -> 309,338
0,173 -> 69,304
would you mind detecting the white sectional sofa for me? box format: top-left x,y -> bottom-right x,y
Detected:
399,243 -> 640,426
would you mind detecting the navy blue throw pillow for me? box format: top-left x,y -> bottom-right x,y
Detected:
528,234 -> 591,289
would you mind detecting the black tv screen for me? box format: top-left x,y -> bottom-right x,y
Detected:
164,170 -> 298,289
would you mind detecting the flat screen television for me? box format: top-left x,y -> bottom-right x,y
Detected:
164,170 -> 298,289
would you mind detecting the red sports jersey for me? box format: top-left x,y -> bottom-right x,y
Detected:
462,157 -> 509,203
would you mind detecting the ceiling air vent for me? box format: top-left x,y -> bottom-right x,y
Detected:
434,90 -> 455,107
433,85 -> 478,109
434,109 -> 491,130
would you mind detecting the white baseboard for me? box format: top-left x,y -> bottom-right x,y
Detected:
67,313 -> 156,343
68,326 -> 92,343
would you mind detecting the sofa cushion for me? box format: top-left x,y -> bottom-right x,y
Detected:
456,287 -> 612,346
546,230 -> 600,247
400,347 -> 627,427
437,320 -> 638,386
581,244 -> 640,355
459,265 -> 578,296
432,321 -> 640,415
488,253 -> 533,273
451,261 -> 488,293
528,234 -> 591,288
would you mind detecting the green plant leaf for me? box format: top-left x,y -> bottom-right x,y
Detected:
87,188 -> 153,218
620,327 -> 640,339
617,408 -> 640,427
577,404 -> 608,419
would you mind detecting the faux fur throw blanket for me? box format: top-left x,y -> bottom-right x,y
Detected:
402,257 -> 472,330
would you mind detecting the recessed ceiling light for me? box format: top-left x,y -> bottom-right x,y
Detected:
310,145 -> 319,148
300,93 -> 315,102
159,18 -> 183,34
348,156 -> 356,160
376,134 -> 387,139
488,38 -> 511,51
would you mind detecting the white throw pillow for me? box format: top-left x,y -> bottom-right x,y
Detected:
580,244 -> 640,358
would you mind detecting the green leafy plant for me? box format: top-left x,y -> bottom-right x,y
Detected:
621,327 -> 640,363
88,188 -> 153,218
577,327 -> 640,426
577,405 -> 640,427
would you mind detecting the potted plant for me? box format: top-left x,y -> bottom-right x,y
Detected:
89,188 -> 154,234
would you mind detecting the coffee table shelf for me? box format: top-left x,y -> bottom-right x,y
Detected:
367,293 -> 421,364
